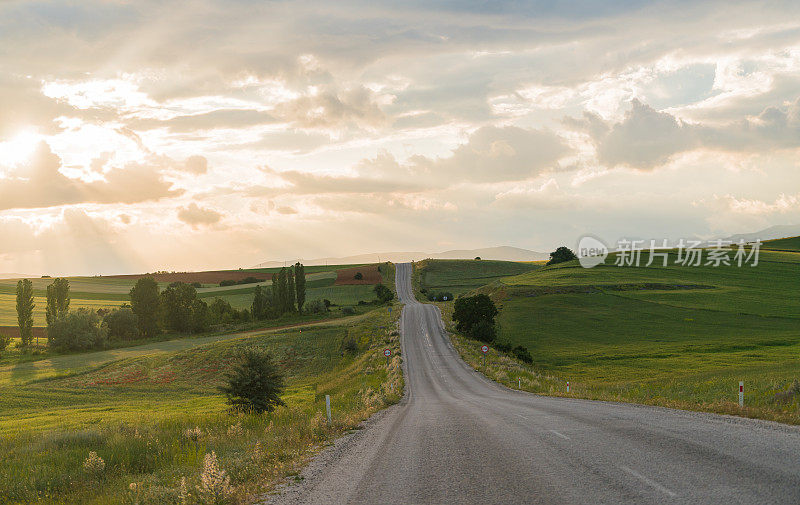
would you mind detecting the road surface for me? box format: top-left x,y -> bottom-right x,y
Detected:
266,263 -> 800,504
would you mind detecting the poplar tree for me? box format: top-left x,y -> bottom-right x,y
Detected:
129,277 -> 160,338
277,268 -> 288,314
15,279 -> 34,347
252,285 -> 265,320
294,262 -> 306,313
271,273 -> 279,307
45,277 -> 70,327
287,267 -> 296,312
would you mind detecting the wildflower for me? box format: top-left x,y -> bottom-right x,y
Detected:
185,426 -> 203,442
196,451 -> 233,504
227,422 -> 244,437
179,476 -> 189,504
83,451 -> 105,475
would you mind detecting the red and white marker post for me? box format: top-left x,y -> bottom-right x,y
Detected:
566,381 -> 570,393
481,345 -> 488,366
739,381 -> 744,407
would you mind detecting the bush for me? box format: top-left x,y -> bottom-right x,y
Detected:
374,284 -> 394,304
323,299 -> 332,308
342,306 -> 356,315
512,345 -> 533,364
0,332 -> 11,357
453,294 -> 498,340
219,347 -> 285,414
466,318 -> 496,343
209,298 -> 249,325
354,272 -> 363,280
103,307 -> 140,340
340,336 -> 358,354
494,340 -> 512,353
48,309 -> 108,351
191,282 -> 202,288
305,299 -> 326,314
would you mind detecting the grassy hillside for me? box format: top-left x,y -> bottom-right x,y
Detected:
763,235 -> 800,251
0,304 -> 402,504
421,251 -> 800,424
414,258 -> 540,297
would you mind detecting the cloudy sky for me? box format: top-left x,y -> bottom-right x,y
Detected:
1,0 -> 799,275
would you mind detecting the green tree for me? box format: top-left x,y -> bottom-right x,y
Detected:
103,307 -> 140,340
219,347 -> 286,413
45,277 -> 70,327
271,273 -> 279,312
160,282 -> 206,333
374,284 -> 394,304
252,285 -> 266,320
15,279 -> 34,347
287,267 -> 296,312
294,262 -> 306,313
277,268 -> 289,314
452,294 -> 498,343
130,277 -> 161,338
546,246 -> 578,266
48,308 -> 107,351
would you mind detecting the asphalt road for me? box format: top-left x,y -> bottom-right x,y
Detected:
266,263 -> 800,504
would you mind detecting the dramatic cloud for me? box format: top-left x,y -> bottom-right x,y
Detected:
2,0 -> 800,274
177,202 -> 223,228
183,155 -> 208,174
576,98 -> 800,169
0,142 -> 182,210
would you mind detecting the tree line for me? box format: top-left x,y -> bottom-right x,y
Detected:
9,263 -> 324,353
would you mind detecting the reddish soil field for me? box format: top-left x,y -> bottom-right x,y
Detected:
105,270 -> 267,284
0,326 -> 47,339
335,265 -> 382,285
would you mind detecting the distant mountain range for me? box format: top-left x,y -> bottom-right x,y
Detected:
253,246 -> 548,268
724,224 -> 800,243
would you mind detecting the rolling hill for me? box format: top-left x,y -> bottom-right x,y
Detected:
254,245 -> 547,268
415,249 -> 800,424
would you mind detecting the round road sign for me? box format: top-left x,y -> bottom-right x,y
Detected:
384,349 -> 391,357
481,345 -> 489,354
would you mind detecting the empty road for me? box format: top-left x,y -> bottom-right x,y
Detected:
266,263 -> 800,504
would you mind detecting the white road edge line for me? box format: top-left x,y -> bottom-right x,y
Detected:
620,465 -> 677,498
549,430 -> 569,440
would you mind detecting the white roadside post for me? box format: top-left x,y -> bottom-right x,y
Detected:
739,381 -> 744,408
566,381 -> 570,393
325,394 -> 332,424
518,378 -> 521,389
481,345 -> 488,366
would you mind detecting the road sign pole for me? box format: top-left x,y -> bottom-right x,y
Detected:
325,394 -> 332,424
739,381 -> 744,408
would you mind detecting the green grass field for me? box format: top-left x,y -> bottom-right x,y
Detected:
416,249 -> 800,425
763,236 -> 800,251
0,303 -> 402,504
0,265 -> 374,327
414,258 -> 540,297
